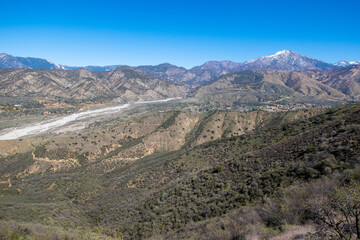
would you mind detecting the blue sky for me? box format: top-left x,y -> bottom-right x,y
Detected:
1,0 -> 359,68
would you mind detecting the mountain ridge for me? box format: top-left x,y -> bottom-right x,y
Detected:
0,65 -> 358,110
242,50 -> 337,71
334,60 -> 360,67
190,65 -> 360,107
0,66 -> 183,104
1,51 -> 359,85
0,50 -> 360,71
0,53 -> 66,70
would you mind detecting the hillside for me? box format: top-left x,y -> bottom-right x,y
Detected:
302,65 -> 360,99
0,107 -> 321,162
0,65 -> 358,123
137,63 -> 188,83
190,68 -> 359,108
0,103 -> 359,239
0,66 -> 183,105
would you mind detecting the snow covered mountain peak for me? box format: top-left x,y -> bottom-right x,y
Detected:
244,50 -> 335,71
247,50 -> 300,63
334,60 -> 360,67
272,50 -> 293,56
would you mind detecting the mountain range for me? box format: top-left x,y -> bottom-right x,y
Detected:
334,60 -> 360,67
191,65 -> 360,107
0,64 -> 359,109
141,50 -> 359,84
0,50 -> 359,109
0,66 -> 182,103
0,53 -> 66,70
1,50 -> 359,84
1,51 -> 360,240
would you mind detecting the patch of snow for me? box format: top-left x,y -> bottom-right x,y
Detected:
46,59 -> 64,69
247,50 -> 295,63
273,50 -> 292,56
335,60 -> 360,67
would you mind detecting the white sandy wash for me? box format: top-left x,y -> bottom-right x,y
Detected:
0,97 -> 182,140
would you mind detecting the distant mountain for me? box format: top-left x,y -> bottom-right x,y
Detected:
0,53 -> 123,72
1,51 -> 359,86
0,66 -> 182,103
137,63 -> 187,83
0,53 -> 66,70
334,60 -> 360,67
242,50 -> 337,71
190,66 -> 360,107
136,61 -> 246,85
136,61 -> 248,85
65,65 -> 122,71
181,61 -> 245,85
302,65 -> 360,99
139,50 -> 345,85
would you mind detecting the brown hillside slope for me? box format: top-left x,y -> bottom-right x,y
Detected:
0,67 -> 182,102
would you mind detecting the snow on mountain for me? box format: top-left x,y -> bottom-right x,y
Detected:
0,51 -> 357,86
334,60 -> 360,67
0,53 -> 66,70
46,59 -> 66,70
243,50 -> 337,71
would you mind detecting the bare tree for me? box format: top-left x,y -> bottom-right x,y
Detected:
319,182 -> 360,239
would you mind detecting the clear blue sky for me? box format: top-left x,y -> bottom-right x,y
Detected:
1,0 -> 359,68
